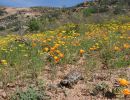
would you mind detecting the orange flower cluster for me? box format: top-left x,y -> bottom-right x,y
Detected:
118,78 -> 129,86
43,45 -> 64,63
122,89 -> 130,96
118,78 -> 130,96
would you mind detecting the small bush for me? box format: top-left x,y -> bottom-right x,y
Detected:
98,6 -> 109,13
0,10 -> 7,16
11,87 -> 46,100
83,7 -> 97,16
113,7 -> 125,15
28,18 -> 40,32
0,26 -> 5,31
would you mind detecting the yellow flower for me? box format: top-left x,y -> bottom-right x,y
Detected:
95,43 -> 99,46
89,47 -> 94,51
43,40 -> 46,43
120,36 -> 124,39
122,89 -> 130,95
54,56 -> 58,60
47,38 -> 51,42
114,46 -> 120,51
0,60 -> 8,66
54,56 -> 60,63
44,47 -> 49,52
89,47 -> 97,51
54,44 -> 60,49
56,50 -> 61,54
118,78 -> 129,86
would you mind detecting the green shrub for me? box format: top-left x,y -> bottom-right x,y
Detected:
98,6 -> 109,13
113,6 -> 125,15
0,26 -> 5,31
28,18 -> 40,32
0,10 -> 7,16
83,7 -> 97,16
11,87 -> 46,100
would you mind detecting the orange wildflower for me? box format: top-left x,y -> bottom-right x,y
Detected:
118,78 -> 129,86
59,53 -> 64,58
123,44 -> 130,49
54,56 -> 60,63
122,89 -> 130,96
79,49 -> 85,55
50,47 -> 56,52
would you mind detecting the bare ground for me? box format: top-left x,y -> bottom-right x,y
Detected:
0,57 -> 130,100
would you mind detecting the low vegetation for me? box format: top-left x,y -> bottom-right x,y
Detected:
0,0 -> 130,99
0,16 -> 130,99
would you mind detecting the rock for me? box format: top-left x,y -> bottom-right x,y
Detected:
58,70 -> 83,88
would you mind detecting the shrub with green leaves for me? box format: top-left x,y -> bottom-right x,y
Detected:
28,18 -> 40,32
11,87 -> 48,100
0,26 -> 5,31
83,7 -> 97,16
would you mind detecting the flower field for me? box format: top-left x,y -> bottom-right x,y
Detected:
0,20 -> 130,99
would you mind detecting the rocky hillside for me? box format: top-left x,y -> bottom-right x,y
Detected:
0,0 -> 130,34
0,7 -> 42,34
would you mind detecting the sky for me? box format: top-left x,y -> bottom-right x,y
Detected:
0,0 -> 91,7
